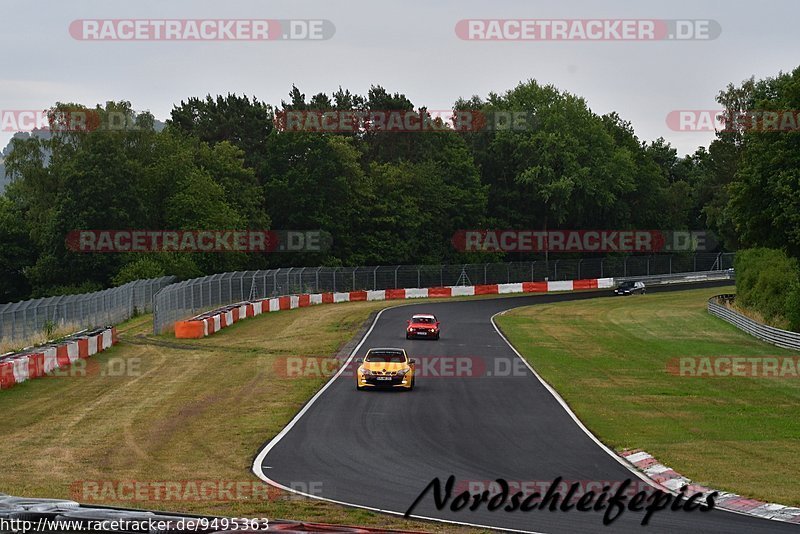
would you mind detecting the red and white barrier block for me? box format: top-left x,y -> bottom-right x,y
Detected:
0,326 -> 118,391
174,277 -> 615,339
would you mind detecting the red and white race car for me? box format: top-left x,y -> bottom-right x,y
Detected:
405,313 -> 440,340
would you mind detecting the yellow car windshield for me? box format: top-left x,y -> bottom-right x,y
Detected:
365,353 -> 406,363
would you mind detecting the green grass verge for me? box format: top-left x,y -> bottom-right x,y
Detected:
496,285 -> 800,506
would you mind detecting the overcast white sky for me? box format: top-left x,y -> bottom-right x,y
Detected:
2,0 -> 798,155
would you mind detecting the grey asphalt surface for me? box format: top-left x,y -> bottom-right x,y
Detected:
257,281 -> 799,533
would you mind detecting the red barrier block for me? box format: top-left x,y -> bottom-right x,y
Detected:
27,352 -> 45,378
56,345 -> 71,366
246,304 -> 255,318
522,282 -> 548,292
77,338 -> 89,358
322,293 -> 334,304
573,279 -> 599,290
0,362 -> 15,389
349,291 -> 368,302
232,307 -> 240,322
474,284 -> 499,295
111,327 -> 119,344
219,313 -> 228,328
175,320 -> 206,339
298,294 -> 311,307
279,296 -> 291,310
385,289 -> 406,299
427,287 -> 452,298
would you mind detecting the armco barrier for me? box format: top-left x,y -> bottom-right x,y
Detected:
708,295 -> 800,351
174,278 -> 616,339
0,326 -> 118,391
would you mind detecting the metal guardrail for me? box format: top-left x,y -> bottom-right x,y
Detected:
0,277 -> 175,344
708,295 -> 800,351
152,253 -> 735,334
620,269 -> 735,285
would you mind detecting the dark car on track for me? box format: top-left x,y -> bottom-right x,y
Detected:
614,280 -> 646,295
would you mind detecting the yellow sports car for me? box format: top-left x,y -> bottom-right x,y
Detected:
356,348 -> 416,391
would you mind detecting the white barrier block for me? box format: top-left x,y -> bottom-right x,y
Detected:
12,357 -> 29,383
405,288 -> 428,299
252,301 -> 263,315
333,292 -> 350,303
203,318 -> 210,336
67,341 -> 80,361
548,281 -> 573,292
499,283 -> 523,294
225,311 -> 234,326
269,299 -> 280,312
212,315 -> 221,332
450,286 -> 475,296
239,305 -> 248,319
310,294 -> 323,305
367,290 -> 386,301
290,296 -> 300,309
88,336 -> 99,356
43,347 -> 58,373
101,330 -> 112,350
597,278 -> 615,289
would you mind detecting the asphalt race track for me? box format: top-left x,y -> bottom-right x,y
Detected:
254,281 -> 799,533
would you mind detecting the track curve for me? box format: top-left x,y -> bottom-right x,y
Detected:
254,282 -> 799,533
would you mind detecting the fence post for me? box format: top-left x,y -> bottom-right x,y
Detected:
394,265 -> 400,289
373,266 -> 379,290
352,267 -> 357,291
417,267 -> 420,288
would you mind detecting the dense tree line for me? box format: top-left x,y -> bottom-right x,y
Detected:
734,249 -> 800,331
1,68 -> 799,302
